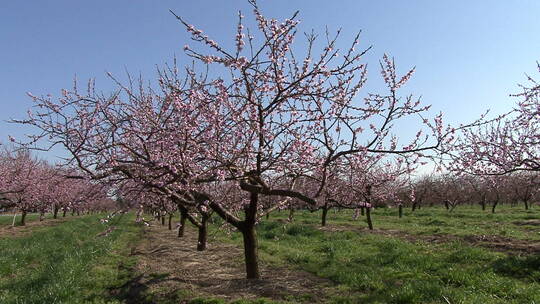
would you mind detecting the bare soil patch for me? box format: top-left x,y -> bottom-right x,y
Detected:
514,219 -> 540,226
319,224 -> 540,254
0,217 -> 73,238
125,221 -> 336,303
461,234 -> 540,254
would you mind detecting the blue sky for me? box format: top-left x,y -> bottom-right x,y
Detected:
1,1 -> 539,160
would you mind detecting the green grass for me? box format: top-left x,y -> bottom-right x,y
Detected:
1,206 -> 539,303
0,213 -> 57,227
0,213 -> 143,304
269,205 -> 540,241
211,206 -> 540,304
188,298 -> 285,304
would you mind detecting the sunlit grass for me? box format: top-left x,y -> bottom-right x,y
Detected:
211,206 -> 540,303
0,213 -> 142,304
269,205 -> 540,241
1,206 -> 539,303
0,213 -> 57,227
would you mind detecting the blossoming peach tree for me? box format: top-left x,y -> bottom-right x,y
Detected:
16,1 -> 454,279
0,148 -> 108,225
447,63 -> 540,175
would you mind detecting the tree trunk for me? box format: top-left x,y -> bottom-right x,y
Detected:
20,210 -> 27,226
62,209 -> 67,217
491,201 -> 498,214
321,204 -> 328,227
39,211 -> 45,222
287,205 -> 294,222
366,207 -> 373,230
360,206 -> 365,216
444,200 -> 450,210
161,214 -> 165,226
481,201 -> 486,211
71,209 -> 75,216
178,211 -> 187,238
168,213 -> 173,230
241,223 -> 259,279
398,204 -> 403,218
352,208 -> 360,220
412,202 -> 417,212
266,212 -> 270,220
524,200 -> 529,210
241,191 -> 260,279
197,214 -> 208,251
53,206 -> 59,219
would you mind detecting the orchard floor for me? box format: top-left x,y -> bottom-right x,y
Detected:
123,223 -> 337,303
320,225 -> 540,254
1,206 -> 540,303
0,215 -> 77,238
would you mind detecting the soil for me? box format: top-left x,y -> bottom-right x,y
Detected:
514,219 -> 540,226
123,221 -> 336,303
319,225 -> 540,254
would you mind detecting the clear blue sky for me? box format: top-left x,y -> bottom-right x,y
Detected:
1,1 -> 539,160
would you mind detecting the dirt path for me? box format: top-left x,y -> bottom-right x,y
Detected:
320,224 -> 540,254
123,222 -> 335,303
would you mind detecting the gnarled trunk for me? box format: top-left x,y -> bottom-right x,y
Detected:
20,210 -> 27,226
240,191 -> 260,279
168,213 -> 173,230
287,204 -> 294,222
197,214 -> 209,251
321,203 -> 329,227
491,201 -> 498,214
366,207 -> 373,230
178,210 -> 187,237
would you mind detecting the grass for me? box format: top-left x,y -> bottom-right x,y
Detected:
210,205 -> 540,304
188,298 -> 285,304
0,213 -> 143,304
0,212 -> 57,226
270,204 -> 540,241
1,205 -> 538,303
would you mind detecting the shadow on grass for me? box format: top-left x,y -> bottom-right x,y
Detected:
106,264 -> 187,304
108,274 -> 151,304
492,254 -> 540,281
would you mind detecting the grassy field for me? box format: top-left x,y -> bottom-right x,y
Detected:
272,205 -> 540,241
0,213 -> 142,304
0,205 -> 538,304
210,205 -> 540,304
0,213 -> 56,226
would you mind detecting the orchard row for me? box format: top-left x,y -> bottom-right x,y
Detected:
5,0 -> 539,279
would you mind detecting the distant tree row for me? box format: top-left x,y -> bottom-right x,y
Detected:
0,147 -> 113,225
